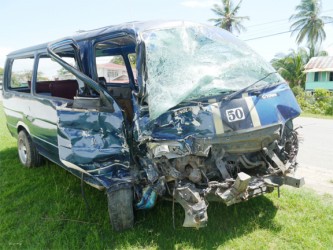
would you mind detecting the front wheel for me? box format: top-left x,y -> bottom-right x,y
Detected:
107,187 -> 134,231
17,130 -> 43,167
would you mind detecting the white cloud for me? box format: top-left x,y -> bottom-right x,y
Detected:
181,0 -> 218,8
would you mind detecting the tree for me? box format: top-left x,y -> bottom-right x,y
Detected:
209,0 -> 249,34
0,67 -> 3,75
271,47 -> 327,89
271,49 -> 308,88
290,0 -> 333,49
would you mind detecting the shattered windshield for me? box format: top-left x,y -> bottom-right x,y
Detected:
142,23 -> 283,120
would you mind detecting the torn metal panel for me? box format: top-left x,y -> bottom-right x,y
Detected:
57,107 -> 131,189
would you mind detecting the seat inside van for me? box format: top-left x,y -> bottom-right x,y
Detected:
28,80 -> 78,99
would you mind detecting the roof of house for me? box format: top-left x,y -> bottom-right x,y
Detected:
304,56 -> 333,72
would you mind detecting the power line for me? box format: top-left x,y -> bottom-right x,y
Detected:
246,9 -> 333,28
247,18 -> 289,28
243,21 -> 333,42
243,30 -> 291,41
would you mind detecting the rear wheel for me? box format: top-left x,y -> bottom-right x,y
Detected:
107,187 -> 134,231
17,130 -> 43,167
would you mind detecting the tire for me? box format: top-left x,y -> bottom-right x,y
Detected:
107,187 -> 134,231
17,130 -> 43,167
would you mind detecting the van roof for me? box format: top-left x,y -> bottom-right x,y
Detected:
8,20 -> 197,57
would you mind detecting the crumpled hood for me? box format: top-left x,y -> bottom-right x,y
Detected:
135,83 -> 301,142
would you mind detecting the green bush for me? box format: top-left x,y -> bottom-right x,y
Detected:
292,87 -> 333,115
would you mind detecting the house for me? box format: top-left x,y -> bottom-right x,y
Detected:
97,63 -> 132,83
304,56 -> 333,92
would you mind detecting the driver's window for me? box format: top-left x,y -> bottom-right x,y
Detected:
96,55 -> 129,84
95,37 -> 136,85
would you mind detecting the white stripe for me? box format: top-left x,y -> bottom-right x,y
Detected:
211,103 -> 224,134
244,97 -> 261,127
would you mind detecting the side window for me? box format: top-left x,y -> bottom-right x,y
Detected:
95,37 -> 136,85
36,54 -> 81,99
10,57 -> 34,91
37,57 -> 76,81
314,72 -> 319,82
330,72 -> 333,82
96,54 -> 129,84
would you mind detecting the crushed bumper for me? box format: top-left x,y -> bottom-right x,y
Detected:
174,172 -> 304,228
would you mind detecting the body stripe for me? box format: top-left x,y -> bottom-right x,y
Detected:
211,103 -> 224,134
244,97 -> 261,127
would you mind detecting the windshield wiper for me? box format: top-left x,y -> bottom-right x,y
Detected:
223,72 -> 277,101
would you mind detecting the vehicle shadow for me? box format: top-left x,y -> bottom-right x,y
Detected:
110,196 -> 280,249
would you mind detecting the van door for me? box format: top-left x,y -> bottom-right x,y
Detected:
48,40 -> 131,189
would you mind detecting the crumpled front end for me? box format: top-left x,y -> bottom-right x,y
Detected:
133,83 -> 304,228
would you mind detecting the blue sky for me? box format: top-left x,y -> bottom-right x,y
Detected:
1,0 -> 333,66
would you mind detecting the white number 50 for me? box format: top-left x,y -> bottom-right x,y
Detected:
226,107 -> 245,122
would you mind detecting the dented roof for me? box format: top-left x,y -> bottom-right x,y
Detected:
304,56 -> 333,72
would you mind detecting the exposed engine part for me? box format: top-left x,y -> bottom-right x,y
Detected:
215,156 -> 231,179
264,143 -> 287,173
139,127 -> 302,228
281,130 -> 299,163
239,155 -> 265,169
187,167 -> 202,183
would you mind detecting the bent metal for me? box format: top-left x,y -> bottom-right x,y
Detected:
2,21 -> 304,231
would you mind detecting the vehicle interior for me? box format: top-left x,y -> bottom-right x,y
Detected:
94,35 -> 137,122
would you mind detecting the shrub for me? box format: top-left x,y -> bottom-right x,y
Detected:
292,87 -> 333,115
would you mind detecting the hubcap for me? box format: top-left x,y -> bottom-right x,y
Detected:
18,138 -> 27,164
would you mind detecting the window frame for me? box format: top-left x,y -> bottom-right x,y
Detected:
92,34 -> 137,90
33,48 -> 81,100
7,54 -> 36,94
329,72 -> 333,82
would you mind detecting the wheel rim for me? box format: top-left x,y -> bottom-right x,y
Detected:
18,138 -> 27,164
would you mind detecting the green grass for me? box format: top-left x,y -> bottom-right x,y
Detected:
1,104 -> 333,249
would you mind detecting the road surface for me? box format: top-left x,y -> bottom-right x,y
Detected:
294,117 -> 333,195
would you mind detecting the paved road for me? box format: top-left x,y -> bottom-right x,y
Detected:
294,117 -> 333,195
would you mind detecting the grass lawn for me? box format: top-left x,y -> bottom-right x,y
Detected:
1,104 -> 333,249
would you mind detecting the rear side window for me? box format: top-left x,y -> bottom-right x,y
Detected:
37,57 -> 76,81
10,58 -> 34,91
35,53 -> 82,99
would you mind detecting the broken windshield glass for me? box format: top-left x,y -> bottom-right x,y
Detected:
142,23 -> 283,120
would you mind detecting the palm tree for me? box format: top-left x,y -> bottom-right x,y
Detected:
271,47 -> 327,89
209,0 -> 249,34
271,49 -> 307,88
290,0 -> 333,48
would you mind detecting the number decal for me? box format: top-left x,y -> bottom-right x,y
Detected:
226,107 -> 245,122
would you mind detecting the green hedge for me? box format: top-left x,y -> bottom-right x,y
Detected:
293,87 -> 333,116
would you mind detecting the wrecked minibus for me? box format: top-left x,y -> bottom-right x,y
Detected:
2,21 -> 304,231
